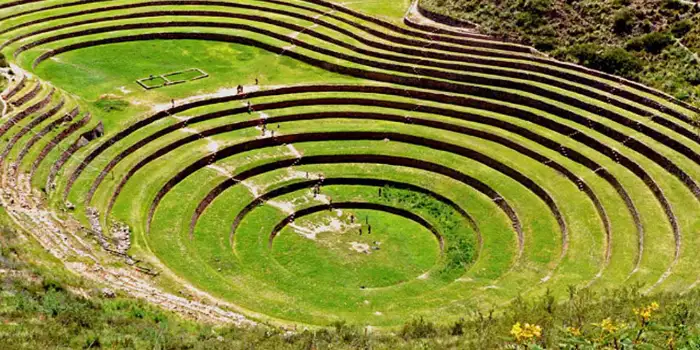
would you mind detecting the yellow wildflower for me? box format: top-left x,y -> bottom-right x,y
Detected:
528,323 -> 543,338
633,301 -> 660,323
511,322 -> 523,339
596,318 -> 619,334
511,322 -> 543,343
566,326 -> 582,336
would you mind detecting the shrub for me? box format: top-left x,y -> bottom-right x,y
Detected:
626,36 -> 645,51
0,53 -> 7,68
613,8 -> 636,34
565,44 -> 642,78
662,0 -> 690,11
450,318 -> 466,336
645,32 -> 675,53
671,19 -> 693,38
565,43 -> 603,62
513,0 -> 553,28
95,96 -> 129,113
41,289 -> 68,317
686,67 -> 700,85
599,49 -> 642,76
400,317 -> 438,339
627,31 -> 675,53
519,0 -> 553,15
613,0 -> 632,6
533,37 -> 557,52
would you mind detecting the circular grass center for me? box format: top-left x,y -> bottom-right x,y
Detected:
272,209 -> 440,289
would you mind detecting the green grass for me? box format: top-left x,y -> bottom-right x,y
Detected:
273,208 -> 440,289
30,39 -> 358,131
65,91 -> 684,324
340,0 -> 413,23
138,75 -> 168,89
95,96 -> 129,112
1,0 -> 700,332
162,68 -> 207,83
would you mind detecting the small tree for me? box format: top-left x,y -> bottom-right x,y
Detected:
613,8 -> 635,34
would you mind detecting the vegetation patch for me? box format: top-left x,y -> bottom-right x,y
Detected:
420,0 -> 700,105
378,186 -> 477,275
94,95 -> 129,113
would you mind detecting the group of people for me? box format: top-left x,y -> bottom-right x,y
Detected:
259,118 -> 281,137
312,174 -> 325,198
167,78 -> 260,111
236,77 -> 259,96
357,215 -> 371,236
236,78 -> 260,114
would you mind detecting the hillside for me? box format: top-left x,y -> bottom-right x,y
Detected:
4,218 -> 700,349
419,0 -> 700,106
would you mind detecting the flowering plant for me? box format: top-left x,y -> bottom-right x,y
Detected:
511,322 -> 543,347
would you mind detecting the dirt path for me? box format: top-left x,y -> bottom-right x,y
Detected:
404,0 -> 486,37
0,67 -> 17,118
676,39 -> 699,62
0,92 -> 6,118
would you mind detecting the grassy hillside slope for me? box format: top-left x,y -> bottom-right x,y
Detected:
6,220 -> 700,349
420,0 -> 700,106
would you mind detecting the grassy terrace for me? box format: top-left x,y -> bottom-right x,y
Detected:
0,0 -> 699,329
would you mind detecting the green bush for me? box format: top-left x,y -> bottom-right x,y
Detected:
662,0 -> 690,11
0,53 -> 7,68
613,8 -> 636,34
686,67 -> 700,85
519,0 -> 553,15
94,96 -> 129,113
400,317 -> 438,339
626,36 -> 645,51
564,44 -> 642,78
671,19 -> 693,38
627,31 -> 675,53
513,0 -> 553,28
533,37 -> 557,52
